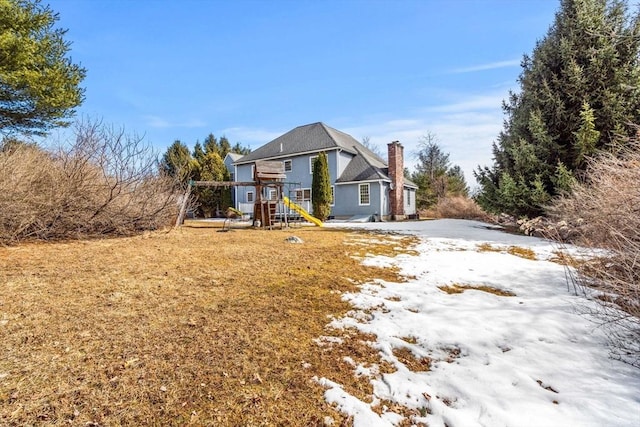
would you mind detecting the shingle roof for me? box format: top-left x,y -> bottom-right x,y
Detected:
235,122 -> 386,164
225,152 -> 244,162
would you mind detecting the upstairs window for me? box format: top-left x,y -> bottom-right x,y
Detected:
309,156 -> 318,174
284,160 -> 292,172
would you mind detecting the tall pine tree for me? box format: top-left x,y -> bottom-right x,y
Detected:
476,0 -> 640,217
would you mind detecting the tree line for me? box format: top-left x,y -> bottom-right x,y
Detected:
161,136 -> 250,217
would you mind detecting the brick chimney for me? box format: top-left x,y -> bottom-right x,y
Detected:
387,141 -> 405,220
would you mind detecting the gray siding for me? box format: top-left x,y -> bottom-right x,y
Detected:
333,181 -> 386,218
337,150 -> 353,178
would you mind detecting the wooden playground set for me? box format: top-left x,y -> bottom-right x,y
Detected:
175,160 -> 323,230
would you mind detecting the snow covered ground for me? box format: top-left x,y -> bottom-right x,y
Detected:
318,219 -> 640,427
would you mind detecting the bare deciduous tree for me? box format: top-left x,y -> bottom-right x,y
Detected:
0,119 -> 180,243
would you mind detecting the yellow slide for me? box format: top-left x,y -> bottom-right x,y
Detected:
283,196 -> 323,227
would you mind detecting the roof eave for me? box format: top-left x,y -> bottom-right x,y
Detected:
234,147 -> 341,165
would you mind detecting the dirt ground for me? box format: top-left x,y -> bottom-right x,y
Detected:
0,221 -> 415,426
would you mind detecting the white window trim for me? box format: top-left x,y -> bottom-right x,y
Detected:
330,185 -> 335,206
309,155 -> 318,174
284,159 -> 292,172
247,191 -> 254,203
268,189 -> 278,200
250,164 -> 255,179
359,183 -> 370,206
295,188 -> 312,201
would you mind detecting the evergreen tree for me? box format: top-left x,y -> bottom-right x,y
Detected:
219,136 -> 231,158
1,0 -> 86,135
476,0 -> 640,217
311,152 -> 331,221
194,151 -> 228,217
203,133 -> 218,157
411,134 -> 468,209
574,101 -> 601,166
231,142 -> 251,155
160,140 -> 195,183
446,165 -> 469,197
192,142 -> 205,164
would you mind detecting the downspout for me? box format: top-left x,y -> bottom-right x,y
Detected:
379,181 -> 384,221
336,149 -> 341,218
234,163 -> 239,210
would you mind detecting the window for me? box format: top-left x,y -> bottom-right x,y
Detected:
268,189 -> 278,200
406,189 -> 411,205
309,156 -> 318,174
247,191 -> 254,203
330,186 -> 335,206
359,183 -> 370,206
250,164 -> 255,179
284,160 -> 292,172
295,188 -> 311,201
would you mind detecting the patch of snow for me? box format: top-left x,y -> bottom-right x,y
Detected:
319,219 -> 640,426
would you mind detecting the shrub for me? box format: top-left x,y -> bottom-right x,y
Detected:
0,120 -> 179,243
548,140 -> 640,367
420,196 -> 490,221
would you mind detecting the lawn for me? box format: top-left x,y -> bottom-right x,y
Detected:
0,222 -> 413,426
3,220 -> 639,427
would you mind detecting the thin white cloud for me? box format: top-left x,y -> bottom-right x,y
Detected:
452,59 -> 521,73
219,127 -> 283,148
144,115 -> 206,129
425,94 -> 506,114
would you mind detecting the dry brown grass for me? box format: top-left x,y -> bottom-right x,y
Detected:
391,348 -> 432,372
547,251 -> 582,268
0,223 -> 407,426
438,283 -> 516,297
476,243 -> 537,260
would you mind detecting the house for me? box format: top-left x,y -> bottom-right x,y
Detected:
223,152 -> 244,207
229,122 -> 417,220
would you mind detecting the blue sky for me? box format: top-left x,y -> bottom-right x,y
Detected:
48,0 -> 560,185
